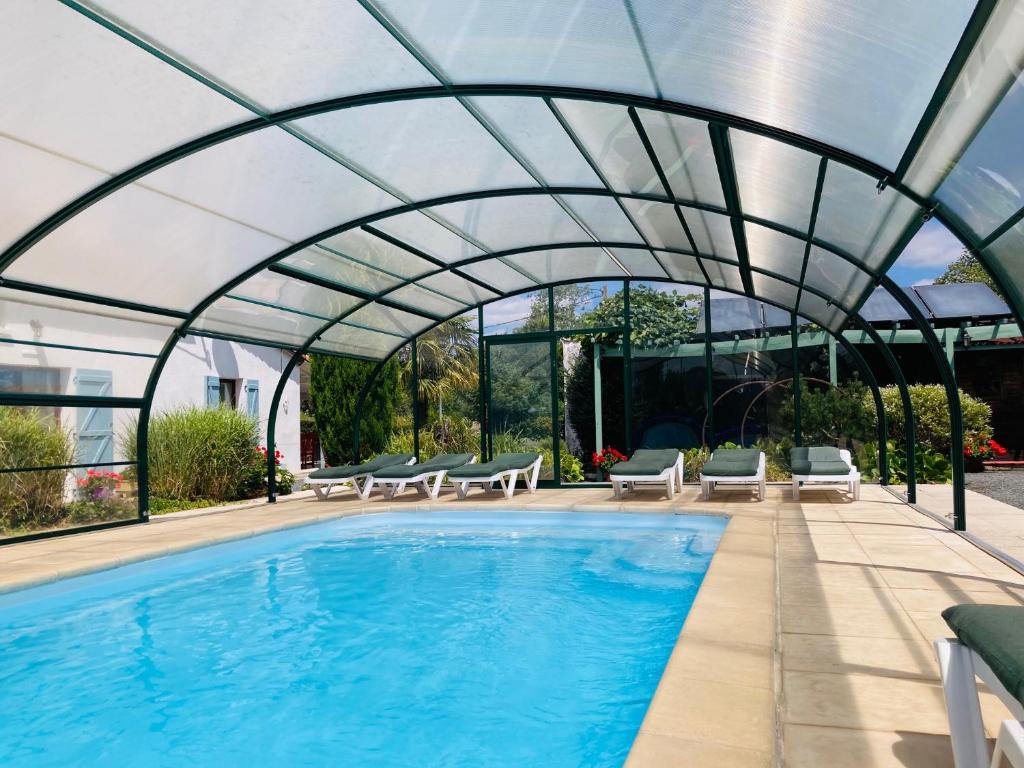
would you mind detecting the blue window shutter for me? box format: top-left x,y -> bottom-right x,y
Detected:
205,376 -> 220,408
246,379 -> 259,420
75,369 -> 113,465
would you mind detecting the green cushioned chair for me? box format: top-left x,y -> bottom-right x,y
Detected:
698,448 -> 766,501
936,605 -> 1024,768
306,453 -> 415,500
608,449 -> 685,499
370,453 -> 477,500
790,446 -> 859,501
446,453 -> 543,499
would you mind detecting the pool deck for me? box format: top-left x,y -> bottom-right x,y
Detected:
2,484 -> 1023,767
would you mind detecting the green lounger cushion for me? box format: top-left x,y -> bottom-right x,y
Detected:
701,448 -> 760,477
610,449 -> 680,476
943,604 -> 1024,707
374,453 -> 476,479
448,453 -> 541,479
307,453 -> 414,480
791,447 -> 851,476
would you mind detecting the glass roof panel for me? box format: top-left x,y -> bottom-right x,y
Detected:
0,288 -> 175,356
5,184 -> 289,312
903,1 -> 1024,198
553,100 -> 664,196
466,97 -> 601,187
280,247 -> 404,295
609,248 -> 668,279
0,339 -> 153,398
637,110 -> 725,206
414,273 -> 500,307
701,260 -> 745,294
731,131 -> 819,234
316,229 -> 435,280
814,162 -> 922,270
193,297 -> 324,347
983,221 -> 1024,307
369,212 -> 483,264
634,0 -> 976,168
0,1 -> 249,174
652,251 -> 706,285
344,304 -> 435,338
704,296 -> 762,334
89,0 -> 439,111
312,325 -> 403,361
429,195 -> 590,251
374,0 -> 656,96
387,284 -> 470,318
142,128 -> 401,241
620,200 -> 692,251
503,248 -> 624,284
914,282 -> 1011,319
744,222 -> 806,278
934,70 -> 1024,239
562,195 -> 645,243
457,259 -> 538,293
751,272 -> 799,312
293,98 -> 535,201
796,290 -> 847,333
803,246 -> 873,312
0,138 -> 110,252
227,270 -> 362,320
681,209 -> 738,261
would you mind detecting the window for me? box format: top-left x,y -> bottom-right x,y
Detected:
205,376 -> 239,409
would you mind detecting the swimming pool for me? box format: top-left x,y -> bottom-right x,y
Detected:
0,511 -> 727,767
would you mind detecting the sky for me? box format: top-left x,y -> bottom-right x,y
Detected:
885,217 -> 964,287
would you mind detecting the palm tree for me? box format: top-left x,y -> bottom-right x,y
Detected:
403,317 -> 478,420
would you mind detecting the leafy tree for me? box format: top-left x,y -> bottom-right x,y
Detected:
309,354 -> 402,464
935,249 -> 1002,297
580,285 -> 701,349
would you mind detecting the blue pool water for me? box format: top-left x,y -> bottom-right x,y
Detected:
0,511 -> 726,767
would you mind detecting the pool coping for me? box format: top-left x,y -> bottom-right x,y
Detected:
0,494 -> 778,766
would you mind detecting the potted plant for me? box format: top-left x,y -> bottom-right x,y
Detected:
592,446 -> 626,481
963,433 -> 1007,472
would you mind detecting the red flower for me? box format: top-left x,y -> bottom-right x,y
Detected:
990,439 -> 1008,457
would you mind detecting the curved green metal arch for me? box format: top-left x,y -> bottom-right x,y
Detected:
274,277 -> 902,501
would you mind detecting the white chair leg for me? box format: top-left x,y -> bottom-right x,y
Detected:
666,473 -> 675,499
503,470 -> 518,499
355,475 -> 374,501
454,481 -> 469,500
381,482 -> 394,500
429,472 -> 444,500
853,476 -> 861,501
530,459 -> 542,491
792,478 -> 800,501
935,640 -> 990,768
992,720 -> 1024,768
759,477 -> 766,501
312,484 -> 327,500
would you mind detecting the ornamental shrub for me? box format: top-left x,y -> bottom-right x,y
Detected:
0,407 -> 74,532
124,406 -> 260,501
874,384 -> 991,455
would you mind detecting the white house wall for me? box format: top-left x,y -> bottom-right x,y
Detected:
153,336 -> 301,472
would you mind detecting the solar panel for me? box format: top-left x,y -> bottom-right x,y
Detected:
858,287 -> 911,322
913,282 -> 1011,319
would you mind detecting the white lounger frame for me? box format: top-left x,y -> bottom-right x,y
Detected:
936,638 -> 1024,767
450,456 -> 543,500
699,452 -> 766,501
791,448 -> 861,501
372,457 -> 477,500
308,457 -> 416,501
609,452 -> 685,499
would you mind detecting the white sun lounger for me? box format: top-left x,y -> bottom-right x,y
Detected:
608,449 -> 685,499
306,454 -> 415,501
791,447 -> 860,501
699,449 -> 766,501
447,453 -> 543,500
371,454 -> 477,500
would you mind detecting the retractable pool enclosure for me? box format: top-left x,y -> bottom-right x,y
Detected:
3,0 -> 1024,539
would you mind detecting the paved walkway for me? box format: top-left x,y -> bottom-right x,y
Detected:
2,484 -> 1023,766
916,484 -> 1024,566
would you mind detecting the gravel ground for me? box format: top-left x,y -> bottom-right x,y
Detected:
966,469 -> 1024,511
